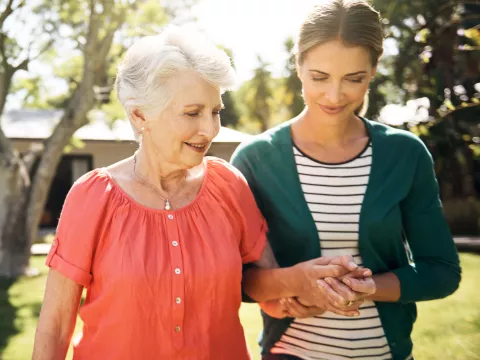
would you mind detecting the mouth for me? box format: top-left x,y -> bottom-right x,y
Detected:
184,142 -> 209,153
318,104 -> 347,115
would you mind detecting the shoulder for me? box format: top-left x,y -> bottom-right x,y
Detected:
367,119 -> 431,157
206,156 -> 252,197
231,120 -> 292,163
207,156 -> 247,184
65,168 -> 114,205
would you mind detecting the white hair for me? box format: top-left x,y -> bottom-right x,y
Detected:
115,24 -> 237,140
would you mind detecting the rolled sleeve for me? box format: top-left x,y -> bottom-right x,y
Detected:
46,238 -> 93,287
241,222 -> 268,264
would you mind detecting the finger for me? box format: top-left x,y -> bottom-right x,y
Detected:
313,264 -> 349,279
343,277 -> 376,295
325,304 -> 360,317
324,277 -> 360,303
317,279 -> 347,305
284,298 -> 309,318
340,267 -> 372,280
310,256 -> 337,266
279,298 -> 293,318
327,295 -> 362,311
296,297 -> 315,307
329,255 -> 358,271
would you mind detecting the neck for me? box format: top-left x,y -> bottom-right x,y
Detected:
295,107 -> 364,147
133,147 -> 189,193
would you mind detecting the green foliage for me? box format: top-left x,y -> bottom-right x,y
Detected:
236,56 -> 273,133
370,0 -> 480,200
283,37 -> 304,118
10,0 -> 173,125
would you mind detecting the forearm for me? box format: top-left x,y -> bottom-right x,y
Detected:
32,329 -> 71,360
391,261 -> 461,302
33,269 -> 82,360
368,272 -> 401,302
243,266 -> 300,302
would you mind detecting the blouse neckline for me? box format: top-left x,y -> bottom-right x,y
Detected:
99,158 -> 211,214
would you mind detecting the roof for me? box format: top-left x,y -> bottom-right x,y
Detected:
1,109 -> 252,143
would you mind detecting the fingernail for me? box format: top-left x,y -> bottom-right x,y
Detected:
354,311 -> 360,316
288,298 -> 293,303
280,298 -> 286,305
325,277 -> 332,284
349,261 -> 357,268
343,278 -> 351,286
317,280 -> 325,288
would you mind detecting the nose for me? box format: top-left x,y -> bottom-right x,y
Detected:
324,82 -> 343,104
197,113 -> 219,140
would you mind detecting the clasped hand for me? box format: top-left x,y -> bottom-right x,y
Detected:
279,255 -> 376,318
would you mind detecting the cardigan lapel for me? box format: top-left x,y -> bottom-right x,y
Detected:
272,122 -> 322,258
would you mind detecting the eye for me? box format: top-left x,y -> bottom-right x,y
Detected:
213,110 -> 221,116
347,78 -> 364,83
312,77 -> 328,82
186,112 -> 200,117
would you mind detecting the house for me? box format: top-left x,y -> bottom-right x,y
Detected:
2,109 -> 251,228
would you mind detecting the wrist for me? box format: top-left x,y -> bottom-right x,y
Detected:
282,265 -> 304,298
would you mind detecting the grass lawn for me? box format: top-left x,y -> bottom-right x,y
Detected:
0,254 -> 479,360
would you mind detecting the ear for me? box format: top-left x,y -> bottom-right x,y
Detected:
129,108 -> 147,132
371,67 -> 377,80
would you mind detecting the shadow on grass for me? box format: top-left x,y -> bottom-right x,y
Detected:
0,277 -> 18,355
0,276 -> 44,358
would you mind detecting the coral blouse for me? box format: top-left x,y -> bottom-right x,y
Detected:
46,157 -> 267,360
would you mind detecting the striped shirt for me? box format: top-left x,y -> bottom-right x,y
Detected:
271,143 -> 393,360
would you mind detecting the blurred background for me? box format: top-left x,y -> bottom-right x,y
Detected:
0,0 -> 479,359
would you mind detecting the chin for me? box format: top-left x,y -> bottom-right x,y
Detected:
182,154 -> 206,168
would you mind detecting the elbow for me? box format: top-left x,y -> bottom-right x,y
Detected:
441,270 -> 461,298
430,263 -> 462,300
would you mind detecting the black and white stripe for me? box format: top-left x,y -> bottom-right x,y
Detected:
272,145 -> 394,360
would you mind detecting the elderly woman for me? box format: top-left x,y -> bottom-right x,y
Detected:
232,1 -> 461,360
32,26 -> 372,360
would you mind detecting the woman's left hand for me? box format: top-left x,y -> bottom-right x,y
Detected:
320,270 -> 377,308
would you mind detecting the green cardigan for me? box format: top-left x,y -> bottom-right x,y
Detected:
231,118 -> 461,359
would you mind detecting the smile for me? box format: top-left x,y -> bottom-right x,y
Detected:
318,104 -> 347,114
184,142 -> 209,152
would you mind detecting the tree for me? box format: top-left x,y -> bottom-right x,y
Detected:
283,37 -> 304,118
237,56 -> 273,133
0,0 -> 185,277
373,0 -> 480,234
217,46 -> 240,128
0,0 -> 59,277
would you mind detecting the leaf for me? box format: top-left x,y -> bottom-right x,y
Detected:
469,145 -> 480,158
443,98 -> 455,110
69,135 -> 85,149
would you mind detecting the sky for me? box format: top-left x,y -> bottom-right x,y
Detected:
6,0 -> 398,110
186,0 -> 323,82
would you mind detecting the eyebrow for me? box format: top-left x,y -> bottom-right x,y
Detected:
308,70 -> 367,76
184,103 -> 225,109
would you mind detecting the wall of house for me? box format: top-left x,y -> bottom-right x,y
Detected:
12,140 -> 240,169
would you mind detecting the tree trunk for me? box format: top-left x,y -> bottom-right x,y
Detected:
0,152 -> 31,277
0,3 -> 128,278
25,110 -> 92,251
25,5 -> 125,254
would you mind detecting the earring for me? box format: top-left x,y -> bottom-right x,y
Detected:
140,127 -> 145,133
